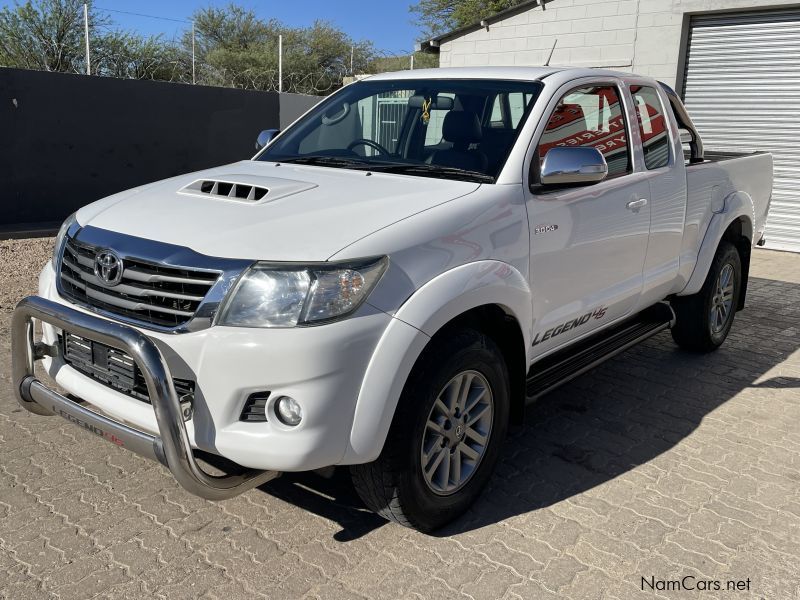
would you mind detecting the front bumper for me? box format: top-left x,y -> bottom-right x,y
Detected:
34,263 -> 393,472
12,295 -> 280,500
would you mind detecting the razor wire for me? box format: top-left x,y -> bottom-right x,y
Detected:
85,36 -> 436,95
0,3 -> 437,96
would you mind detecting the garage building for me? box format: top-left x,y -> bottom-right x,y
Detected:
418,0 -> 800,252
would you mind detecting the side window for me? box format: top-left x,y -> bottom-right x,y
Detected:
507,92 -> 533,128
488,95 -> 505,128
538,84 -> 631,178
486,92 -> 535,129
423,109 -> 448,145
630,85 -> 670,169
299,94 -> 410,156
423,93 -> 455,146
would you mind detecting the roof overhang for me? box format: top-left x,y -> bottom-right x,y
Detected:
416,0 -> 551,54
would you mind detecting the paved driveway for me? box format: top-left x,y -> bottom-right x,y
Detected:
1,240 -> 799,599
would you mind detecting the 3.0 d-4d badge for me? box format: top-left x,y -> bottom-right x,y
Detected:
534,223 -> 559,235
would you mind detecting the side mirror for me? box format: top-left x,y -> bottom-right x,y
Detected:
539,146 -> 608,187
255,129 -> 280,150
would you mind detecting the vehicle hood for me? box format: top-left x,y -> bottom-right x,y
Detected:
77,160 -> 481,261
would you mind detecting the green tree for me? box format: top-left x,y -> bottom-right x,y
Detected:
186,5 -> 376,94
0,0 -> 180,80
282,21 -> 374,91
187,7 -> 281,90
188,5 -> 271,58
94,31 -> 186,81
0,1 -> 430,94
411,0 -> 527,39
0,0 -> 107,72
369,51 -> 438,74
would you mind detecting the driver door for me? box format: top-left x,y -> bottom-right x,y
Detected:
525,81 -> 651,357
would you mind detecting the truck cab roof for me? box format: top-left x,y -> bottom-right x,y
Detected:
364,65 -> 636,82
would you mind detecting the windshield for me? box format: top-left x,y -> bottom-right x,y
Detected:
257,78 -> 544,183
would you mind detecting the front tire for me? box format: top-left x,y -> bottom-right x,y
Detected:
671,241 -> 742,352
351,328 -> 509,532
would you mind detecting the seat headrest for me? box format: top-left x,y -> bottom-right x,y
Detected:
442,111 -> 482,145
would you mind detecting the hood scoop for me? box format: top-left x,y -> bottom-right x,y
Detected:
196,179 -> 268,201
180,174 -> 317,203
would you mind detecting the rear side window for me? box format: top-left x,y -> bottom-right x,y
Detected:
423,93 -> 456,146
631,85 -> 670,169
538,84 -> 631,178
488,95 -> 505,128
508,92 -> 534,128
487,92 -> 536,129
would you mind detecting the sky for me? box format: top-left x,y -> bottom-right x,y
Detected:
57,0 -> 424,55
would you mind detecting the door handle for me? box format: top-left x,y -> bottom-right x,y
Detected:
626,198 -> 648,210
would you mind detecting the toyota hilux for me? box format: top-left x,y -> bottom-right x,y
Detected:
12,67 -> 772,531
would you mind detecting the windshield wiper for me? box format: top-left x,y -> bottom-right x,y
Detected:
366,163 -> 495,183
279,155 -> 373,169
278,156 -> 495,183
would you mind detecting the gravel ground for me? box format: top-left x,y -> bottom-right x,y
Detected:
1,239 -> 799,599
0,237 -> 52,315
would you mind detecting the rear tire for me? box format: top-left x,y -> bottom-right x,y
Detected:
671,241 -> 741,352
351,328 -> 509,532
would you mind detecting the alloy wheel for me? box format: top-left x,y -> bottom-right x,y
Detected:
710,263 -> 735,334
420,370 -> 494,495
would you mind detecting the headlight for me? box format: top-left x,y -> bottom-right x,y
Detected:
218,257 -> 388,328
51,213 -> 77,269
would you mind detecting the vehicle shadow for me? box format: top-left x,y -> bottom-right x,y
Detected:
259,469 -> 387,541
253,276 -> 800,539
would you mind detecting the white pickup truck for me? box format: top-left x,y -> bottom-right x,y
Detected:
13,67 -> 772,532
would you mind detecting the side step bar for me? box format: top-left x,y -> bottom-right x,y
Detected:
526,302 -> 675,401
12,296 -> 280,501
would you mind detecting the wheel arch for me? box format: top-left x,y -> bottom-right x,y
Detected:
343,261 -> 532,465
720,217 -> 752,310
680,191 -> 754,301
431,304 -> 528,427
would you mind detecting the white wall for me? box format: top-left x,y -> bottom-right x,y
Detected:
438,0 -> 800,88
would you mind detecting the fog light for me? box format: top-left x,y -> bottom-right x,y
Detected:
275,396 -> 302,426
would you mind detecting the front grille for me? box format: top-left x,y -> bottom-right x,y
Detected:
61,332 -> 195,403
59,237 -> 219,328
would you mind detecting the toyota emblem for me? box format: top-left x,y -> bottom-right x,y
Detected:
94,250 -> 124,286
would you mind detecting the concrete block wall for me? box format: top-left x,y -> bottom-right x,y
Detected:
438,0 -> 800,88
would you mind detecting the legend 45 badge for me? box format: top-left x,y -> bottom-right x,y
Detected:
532,306 -> 607,346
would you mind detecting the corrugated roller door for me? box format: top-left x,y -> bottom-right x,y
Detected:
683,9 -> 800,252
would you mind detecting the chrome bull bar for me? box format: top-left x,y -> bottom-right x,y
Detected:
11,295 -> 280,500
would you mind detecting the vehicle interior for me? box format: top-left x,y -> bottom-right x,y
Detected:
257,79 -> 544,182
